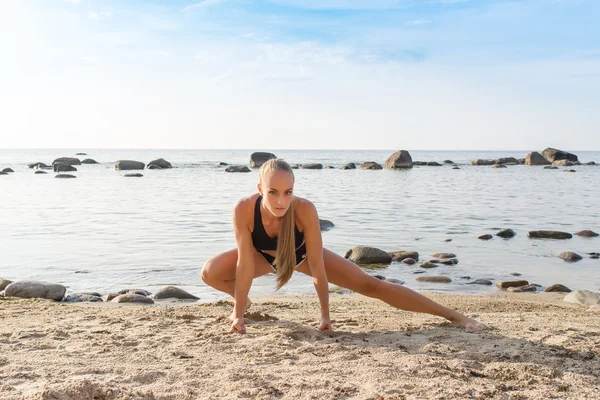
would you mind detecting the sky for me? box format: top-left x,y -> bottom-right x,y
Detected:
0,0 -> 599,150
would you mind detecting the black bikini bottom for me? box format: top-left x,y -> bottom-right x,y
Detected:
257,243 -> 307,270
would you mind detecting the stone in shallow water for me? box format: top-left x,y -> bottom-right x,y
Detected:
124,173 -> 143,177
117,288 -> 152,296
496,280 -> 529,289
403,258 -> 416,265
528,230 -> 572,239
389,251 -> 419,262
507,284 -> 538,292
575,230 -> 599,237
563,290 -> 600,306
385,278 -> 404,285
420,262 -> 438,269
63,293 -> 103,302
544,284 -> 571,293
496,229 -> 516,239
466,279 -> 492,286
55,174 -> 76,179
558,252 -> 583,262
431,252 -> 456,259
416,276 -> 452,283
153,286 -> 199,300
478,234 -> 493,240
344,246 -> 392,265
319,219 -> 335,231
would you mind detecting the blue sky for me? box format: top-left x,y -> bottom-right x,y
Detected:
1,0 -> 599,149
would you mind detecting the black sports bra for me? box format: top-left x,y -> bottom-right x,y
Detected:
251,195 -> 305,251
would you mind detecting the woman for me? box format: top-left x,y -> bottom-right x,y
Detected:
202,158 -> 486,334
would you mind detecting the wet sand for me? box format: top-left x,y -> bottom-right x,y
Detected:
1,292 -> 599,399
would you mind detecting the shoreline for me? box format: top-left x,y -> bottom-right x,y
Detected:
1,292 -> 599,399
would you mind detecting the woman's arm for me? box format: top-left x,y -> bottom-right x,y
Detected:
231,198 -> 256,333
299,200 -> 331,331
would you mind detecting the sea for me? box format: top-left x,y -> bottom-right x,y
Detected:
1,149 -> 599,302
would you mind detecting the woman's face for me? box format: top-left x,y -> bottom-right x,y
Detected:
258,170 -> 295,218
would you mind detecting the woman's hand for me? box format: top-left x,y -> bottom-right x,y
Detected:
318,317 -> 333,332
230,317 -> 246,334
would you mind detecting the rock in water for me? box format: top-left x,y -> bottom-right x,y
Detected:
344,246 -> 392,265
544,284 -> 571,293
496,229 -> 516,238
225,165 -> 251,173
360,162 -> 383,170
52,157 -> 81,166
4,281 -> 66,301
478,234 -> 493,240
466,279 -> 493,285
63,293 -> 103,302
558,252 -> 582,262
319,219 -> 335,231
528,231 -> 572,239
300,163 -> 323,169
507,284 -> 538,292
471,159 -> 495,166
117,288 -> 152,296
154,286 -> 199,300
81,159 -> 99,164
147,158 -> 172,169
431,252 -> 456,259
542,148 -> 578,163
525,152 -> 551,165
55,174 -> 76,179
115,160 -> 145,170
53,163 -> 77,172
124,173 -> 143,177
563,290 -> 600,306
250,152 -> 277,168
575,230 -> 599,237
384,150 -> 413,169
496,280 -> 529,289
389,251 -> 419,262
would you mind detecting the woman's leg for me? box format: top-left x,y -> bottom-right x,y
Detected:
295,248 -> 486,331
201,248 -> 276,312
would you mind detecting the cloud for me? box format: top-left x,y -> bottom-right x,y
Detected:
265,0 -> 410,10
65,0 -> 81,4
182,0 -> 226,11
405,19 -> 432,26
88,11 -> 112,20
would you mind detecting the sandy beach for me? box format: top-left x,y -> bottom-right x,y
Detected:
1,292 -> 599,399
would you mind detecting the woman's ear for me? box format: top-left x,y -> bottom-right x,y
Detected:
256,183 -> 262,195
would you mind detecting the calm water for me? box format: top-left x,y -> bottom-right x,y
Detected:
1,149 -> 599,301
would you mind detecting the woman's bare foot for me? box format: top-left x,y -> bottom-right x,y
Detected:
225,298 -> 252,323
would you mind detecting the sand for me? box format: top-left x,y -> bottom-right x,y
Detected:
1,292 -> 599,400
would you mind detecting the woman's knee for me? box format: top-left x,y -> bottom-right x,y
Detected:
357,276 -> 383,298
201,257 -> 215,283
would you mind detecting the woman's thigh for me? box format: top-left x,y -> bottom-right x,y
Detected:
202,248 -> 276,281
296,248 -> 379,294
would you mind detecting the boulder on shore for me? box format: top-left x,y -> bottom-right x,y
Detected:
344,246 -> 392,265
250,152 -> 277,168
111,294 -> 154,304
0,279 -> 13,291
147,158 -> 172,169
528,231 -> 572,239
563,290 -> 600,306
4,281 -> 66,301
384,150 -> 413,169
225,165 -> 251,173
115,160 -> 145,170
154,286 -> 199,300
542,148 -> 578,163
544,284 -> 571,293
52,157 -> 81,166
525,152 -> 551,165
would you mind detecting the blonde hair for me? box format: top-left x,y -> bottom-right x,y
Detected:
259,158 -> 296,289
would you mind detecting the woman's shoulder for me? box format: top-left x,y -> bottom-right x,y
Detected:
294,196 -> 317,216
234,193 -> 260,213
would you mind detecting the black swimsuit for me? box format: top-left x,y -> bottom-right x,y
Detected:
251,195 -> 307,269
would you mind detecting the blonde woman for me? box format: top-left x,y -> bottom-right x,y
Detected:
202,159 -> 486,334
